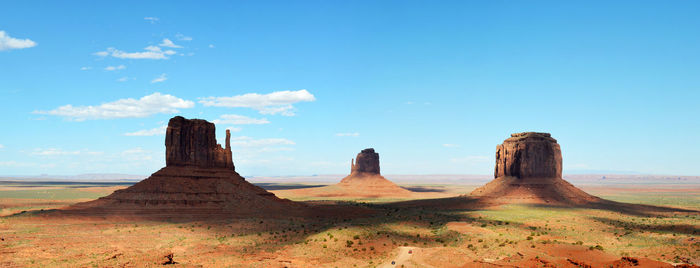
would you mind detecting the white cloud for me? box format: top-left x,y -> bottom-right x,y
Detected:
94,46 -> 176,60
199,89 -> 315,116
231,136 -> 295,147
104,65 -> 126,71
0,31 -> 37,51
144,17 -> 159,24
450,156 -> 490,163
151,73 -> 167,83
31,148 -> 103,156
124,125 -> 167,136
116,77 -> 131,82
175,33 -> 192,41
226,127 -> 242,132
336,132 -> 359,137
0,144 -> 4,149
213,114 -> 270,125
34,92 -> 194,121
159,38 -> 182,48
208,44 -> 214,48
0,161 -> 36,167
80,66 -> 92,71
442,144 -> 460,148
121,147 -> 156,161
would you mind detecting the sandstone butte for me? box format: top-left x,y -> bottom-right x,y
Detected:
336,148 -> 412,196
68,116 -> 303,218
273,148 -> 414,199
470,132 -> 600,205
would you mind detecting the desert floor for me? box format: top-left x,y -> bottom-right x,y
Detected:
0,180 -> 698,267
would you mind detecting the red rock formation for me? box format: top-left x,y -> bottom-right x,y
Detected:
494,132 -> 562,179
68,116 -> 301,218
165,116 -> 233,169
350,148 -> 380,175
471,132 -> 599,205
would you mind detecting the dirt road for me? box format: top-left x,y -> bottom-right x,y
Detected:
378,246 -> 421,268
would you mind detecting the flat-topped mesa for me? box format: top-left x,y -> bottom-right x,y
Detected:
350,148 -> 380,175
165,116 -> 234,170
494,132 -> 562,179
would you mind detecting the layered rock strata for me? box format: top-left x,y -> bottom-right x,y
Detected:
471,132 -> 599,205
68,116 -> 299,217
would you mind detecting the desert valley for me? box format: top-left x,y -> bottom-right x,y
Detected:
2,2 -> 700,267
1,117 -> 697,267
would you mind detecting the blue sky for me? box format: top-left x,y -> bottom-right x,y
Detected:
1,1 -> 699,176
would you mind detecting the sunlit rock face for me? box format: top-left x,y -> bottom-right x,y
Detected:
350,148 -> 380,175
471,132 -> 600,205
494,132 -> 562,179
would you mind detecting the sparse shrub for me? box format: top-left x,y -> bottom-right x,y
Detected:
527,236 -> 533,240
346,240 -> 354,247
353,235 -> 360,240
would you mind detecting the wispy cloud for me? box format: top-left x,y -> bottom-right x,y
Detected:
104,65 -> 126,71
0,144 -> 4,149
31,148 -> 103,156
151,73 -> 167,83
159,38 -> 182,48
213,114 -> 270,125
80,66 -> 92,71
175,33 -> 192,41
116,77 -> 131,82
144,17 -> 159,24
442,143 -> 460,148
124,125 -> 167,136
231,136 -> 295,147
208,44 -> 214,48
336,132 -> 360,137
450,156 -> 490,163
199,89 -> 315,116
0,30 -> 37,51
34,92 -> 194,121
94,46 -> 176,60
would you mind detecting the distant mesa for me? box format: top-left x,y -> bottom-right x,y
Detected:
273,148 -> 414,198
67,116 -> 302,217
337,148 -> 410,195
470,132 -> 600,205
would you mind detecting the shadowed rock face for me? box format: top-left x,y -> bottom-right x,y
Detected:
351,148 -> 380,175
165,116 -> 234,170
494,132 -> 562,179
66,116 -> 307,217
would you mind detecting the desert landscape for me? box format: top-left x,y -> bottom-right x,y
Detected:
1,117 -> 697,267
3,1 -> 700,267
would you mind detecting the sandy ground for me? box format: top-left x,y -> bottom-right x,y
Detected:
0,182 -> 698,267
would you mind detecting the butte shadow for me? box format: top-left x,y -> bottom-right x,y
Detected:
57,116 -> 368,220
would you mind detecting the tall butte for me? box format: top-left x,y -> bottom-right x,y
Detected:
470,132 -> 599,205
337,148 -> 412,196
69,116 -> 299,217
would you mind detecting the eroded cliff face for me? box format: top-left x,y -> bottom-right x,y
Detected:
66,116 -> 307,217
350,148 -> 380,175
165,116 -> 234,170
494,132 -> 562,179
472,132 -> 599,205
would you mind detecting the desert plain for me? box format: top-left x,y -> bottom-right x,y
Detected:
1,120 -> 698,268
0,176 -> 698,267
